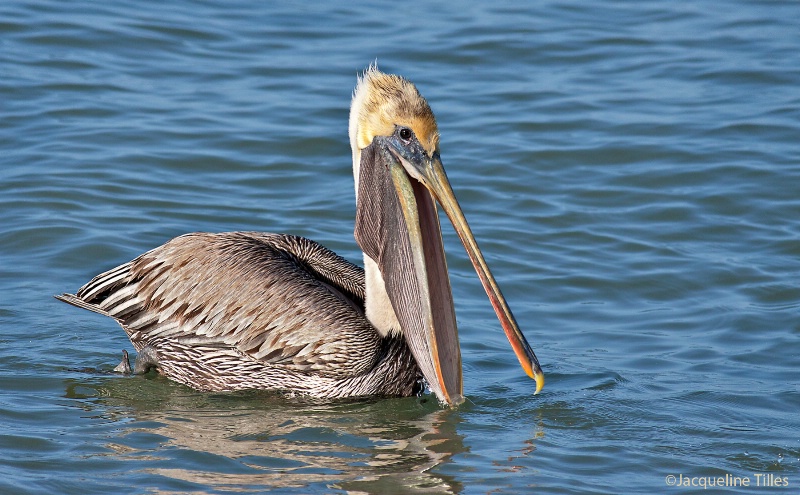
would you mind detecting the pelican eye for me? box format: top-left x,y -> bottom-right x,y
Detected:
398,126 -> 413,142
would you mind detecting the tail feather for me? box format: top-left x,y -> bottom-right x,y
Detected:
55,260 -> 135,318
54,293 -> 113,317
75,261 -> 134,302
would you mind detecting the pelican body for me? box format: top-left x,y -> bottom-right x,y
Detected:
57,67 -> 544,405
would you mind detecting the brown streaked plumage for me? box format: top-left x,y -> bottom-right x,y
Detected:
56,66 -> 544,405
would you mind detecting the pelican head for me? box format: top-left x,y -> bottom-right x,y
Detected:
349,67 -> 544,405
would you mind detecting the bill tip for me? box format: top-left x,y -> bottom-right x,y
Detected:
533,369 -> 545,395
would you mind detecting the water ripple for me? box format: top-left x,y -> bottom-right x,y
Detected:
2,0 -> 799,493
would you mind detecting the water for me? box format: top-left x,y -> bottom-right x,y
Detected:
2,1 -> 799,493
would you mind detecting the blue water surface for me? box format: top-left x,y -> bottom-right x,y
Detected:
1,1 -> 799,494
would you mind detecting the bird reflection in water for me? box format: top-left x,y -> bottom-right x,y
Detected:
69,377 -> 469,494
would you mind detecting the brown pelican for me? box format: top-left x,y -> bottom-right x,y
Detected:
56,67 -> 544,406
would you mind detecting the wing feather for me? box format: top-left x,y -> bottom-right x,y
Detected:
59,232 -> 382,379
